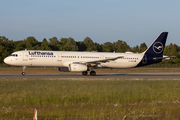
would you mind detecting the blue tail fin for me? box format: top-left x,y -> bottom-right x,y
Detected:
144,32 -> 168,57
136,32 -> 168,67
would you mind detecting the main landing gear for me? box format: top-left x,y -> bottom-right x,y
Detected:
90,71 -> 96,76
82,71 -> 96,76
82,71 -> 88,75
22,66 -> 26,75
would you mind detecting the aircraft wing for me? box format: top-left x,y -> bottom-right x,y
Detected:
79,56 -> 123,66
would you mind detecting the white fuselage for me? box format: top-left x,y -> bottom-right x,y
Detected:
4,50 -> 144,68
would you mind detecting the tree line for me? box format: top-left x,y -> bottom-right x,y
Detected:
0,36 -> 180,64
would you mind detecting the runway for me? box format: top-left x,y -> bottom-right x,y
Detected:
0,73 -> 180,80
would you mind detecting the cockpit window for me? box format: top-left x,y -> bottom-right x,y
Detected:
10,54 -> 18,57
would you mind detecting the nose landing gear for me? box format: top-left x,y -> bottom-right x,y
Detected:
22,66 -> 26,75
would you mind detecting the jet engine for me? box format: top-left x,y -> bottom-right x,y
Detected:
58,63 -> 87,72
69,63 -> 87,72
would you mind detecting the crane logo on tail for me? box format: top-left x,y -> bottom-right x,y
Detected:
153,42 -> 163,54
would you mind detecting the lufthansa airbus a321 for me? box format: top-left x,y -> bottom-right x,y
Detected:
4,32 -> 173,76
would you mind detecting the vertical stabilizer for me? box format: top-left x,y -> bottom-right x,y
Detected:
136,32 -> 168,67
144,32 -> 168,57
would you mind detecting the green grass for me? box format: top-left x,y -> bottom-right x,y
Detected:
1,79 -> 180,119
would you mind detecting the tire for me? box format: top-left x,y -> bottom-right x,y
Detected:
90,71 -> 96,76
22,72 -> 26,76
82,71 -> 88,75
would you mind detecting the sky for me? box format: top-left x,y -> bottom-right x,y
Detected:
0,0 -> 180,47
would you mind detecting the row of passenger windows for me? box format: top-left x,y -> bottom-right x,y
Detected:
63,56 -> 138,60
62,56 -> 100,59
105,57 -> 138,60
10,54 -> 139,60
30,55 -> 139,60
31,55 -> 56,57
120,58 -> 138,60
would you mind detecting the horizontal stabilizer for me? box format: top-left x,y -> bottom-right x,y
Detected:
153,56 -> 176,60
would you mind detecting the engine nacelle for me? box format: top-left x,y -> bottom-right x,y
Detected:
69,63 -> 87,72
58,64 -> 88,72
58,67 -> 70,72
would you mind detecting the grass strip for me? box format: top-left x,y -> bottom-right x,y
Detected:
0,79 -> 180,119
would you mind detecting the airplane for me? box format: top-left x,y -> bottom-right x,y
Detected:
4,32 -> 173,76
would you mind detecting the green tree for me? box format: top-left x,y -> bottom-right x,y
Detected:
24,36 -> 38,50
132,45 -> 140,53
49,37 -> 60,50
82,37 -> 97,51
102,42 -> 114,52
173,57 -> 180,64
164,43 -> 179,57
40,38 -> 51,50
13,41 -> 26,51
139,43 -> 147,52
113,40 -> 131,52
60,37 -> 78,51
0,36 -> 15,63
76,41 -> 86,51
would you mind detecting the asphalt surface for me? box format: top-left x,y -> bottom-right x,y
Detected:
0,73 -> 180,80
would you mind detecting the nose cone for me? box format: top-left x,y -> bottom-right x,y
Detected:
4,57 -> 11,65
